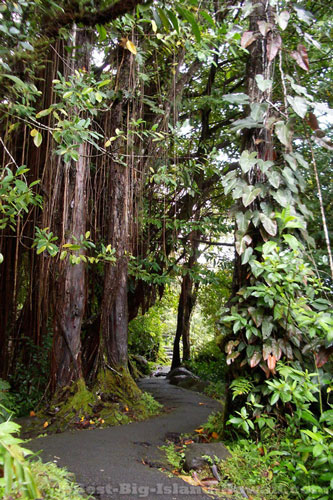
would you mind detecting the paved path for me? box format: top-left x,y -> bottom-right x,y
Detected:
28,377 -> 221,499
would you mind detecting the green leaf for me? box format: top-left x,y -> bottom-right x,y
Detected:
82,87 -> 93,95
283,153 -> 297,171
20,41 -> 34,51
242,247 -> 253,265
3,74 -> 28,89
267,170 -> 281,189
235,234 -> 252,255
313,443 -> 324,457
95,91 -> 103,103
272,188 -> 292,207
15,179 -> 28,192
200,11 -> 215,28
177,7 -> 201,42
37,245 -> 47,254
222,93 -> 249,105
275,121 -> 292,147
283,234 -> 299,250
167,10 -> 179,33
236,211 -> 252,233
250,103 -> 268,121
262,318 -> 273,339
255,74 -> 272,91
36,108 -> 52,118
287,96 -> 308,118
97,79 -> 111,88
282,167 -> 298,193
33,132 -> 42,148
231,117 -> 262,131
262,241 -> 277,255
157,8 -> 171,32
0,253 -> 3,264
270,392 -> 280,405
294,6 -> 315,25
242,186 -> 262,207
239,150 -> 257,173
259,213 -> 277,236
301,410 -> 319,426
96,23 -> 107,41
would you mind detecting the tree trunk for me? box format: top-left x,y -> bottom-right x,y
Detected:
231,0 -> 275,295
50,29 -> 92,391
172,232 -> 200,370
99,48 -> 133,370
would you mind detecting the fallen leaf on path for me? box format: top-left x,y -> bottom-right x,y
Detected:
30,410 -> 36,417
43,421 -> 49,428
198,402 -> 207,406
195,428 -> 204,433
178,475 -> 202,486
201,477 -> 219,486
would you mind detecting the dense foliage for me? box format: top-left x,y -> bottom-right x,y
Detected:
0,0 -> 332,498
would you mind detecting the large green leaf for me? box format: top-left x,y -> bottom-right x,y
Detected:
259,213 -> 277,236
157,8 -> 171,32
282,167 -> 298,193
262,317 -> 274,339
255,74 -> 272,91
250,102 -> 268,121
222,93 -> 249,105
283,234 -> 300,250
200,11 -> 215,28
287,95 -> 308,118
231,117 -> 262,131
177,7 -> 201,42
236,210 -> 252,232
242,246 -> 253,264
239,150 -> 257,173
275,121 -> 292,147
272,188 -> 292,207
167,10 -> 179,33
266,170 -> 281,189
242,186 -> 262,207
235,233 -> 252,255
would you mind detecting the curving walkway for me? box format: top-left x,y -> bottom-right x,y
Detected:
28,377 -> 222,499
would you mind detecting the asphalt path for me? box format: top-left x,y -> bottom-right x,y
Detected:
28,377 -> 222,500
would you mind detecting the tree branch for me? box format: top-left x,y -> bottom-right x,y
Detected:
45,0 -> 146,35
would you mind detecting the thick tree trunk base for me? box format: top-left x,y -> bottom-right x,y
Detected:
20,369 -> 162,439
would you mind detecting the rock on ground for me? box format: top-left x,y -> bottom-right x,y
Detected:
184,442 -> 231,471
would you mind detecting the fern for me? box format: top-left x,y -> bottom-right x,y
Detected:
230,377 -> 254,400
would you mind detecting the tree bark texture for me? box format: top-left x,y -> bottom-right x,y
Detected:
98,48 -> 134,370
50,29 -> 92,391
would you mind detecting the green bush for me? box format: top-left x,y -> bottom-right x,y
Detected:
9,332 -> 52,416
0,380 -> 15,422
185,340 -> 227,383
226,363 -> 333,500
